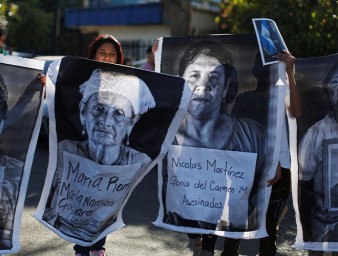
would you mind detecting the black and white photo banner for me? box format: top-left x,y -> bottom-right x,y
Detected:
34,56 -> 190,246
0,55 -> 44,253
154,34 -> 287,239
292,53 -> 338,252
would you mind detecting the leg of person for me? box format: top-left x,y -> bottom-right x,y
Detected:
200,234 -> 218,256
200,249 -> 215,256
90,236 -> 107,256
188,233 -> 202,256
258,168 -> 291,256
73,244 -> 91,256
221,238 -> 241,256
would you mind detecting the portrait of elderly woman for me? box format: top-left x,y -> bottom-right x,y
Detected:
159,39 -> 266,255
0,74 -> 23,250
42,68 -> 155,241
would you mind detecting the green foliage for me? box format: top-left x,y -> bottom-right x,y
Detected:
6,0 -> 53,54
2,0 -> 83,55
217,0 -> 338,57
0,0 -> 18,17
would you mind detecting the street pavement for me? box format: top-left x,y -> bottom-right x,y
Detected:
8,137 -> 311,256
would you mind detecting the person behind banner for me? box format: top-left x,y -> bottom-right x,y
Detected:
140,45 -> 155,71
42,69 -> 156,255
123,57 -> 134,67
226,50 -> 302,256
298,61 -> 338,256
81,34 -> 124,256
87,34 -> 124,64
163,40 -> 266,256
45,34 -> 125,256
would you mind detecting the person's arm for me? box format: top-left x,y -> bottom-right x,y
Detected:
277,50 -> 302,118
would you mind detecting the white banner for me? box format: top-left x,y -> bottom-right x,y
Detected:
166,145 -> 256,228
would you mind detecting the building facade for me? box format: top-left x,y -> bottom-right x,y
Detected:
64,0 -> 220,61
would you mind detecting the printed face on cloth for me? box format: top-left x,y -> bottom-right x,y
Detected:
182,54 -> 226,119
0,74 -> 8,134
328,71 -> 338,111
79,69 -> 156,146
81,91 -> 134,146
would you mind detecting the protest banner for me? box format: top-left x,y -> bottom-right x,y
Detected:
34,56 -> 190,246
0,55 -> 44,253
154,34 -> 287,239
292,53 -> 338,252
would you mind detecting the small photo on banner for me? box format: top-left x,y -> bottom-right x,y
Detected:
252,18 -> 288,65
34,56 -> 190,246
154,34 -> 285,239
0,55 -> 44,254
292,53 -> 338,252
